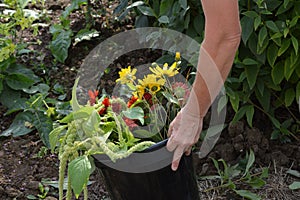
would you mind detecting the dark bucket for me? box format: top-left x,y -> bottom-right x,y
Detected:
93,139 -> 200,200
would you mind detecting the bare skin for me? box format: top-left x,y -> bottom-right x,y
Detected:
166,0 -> 241,171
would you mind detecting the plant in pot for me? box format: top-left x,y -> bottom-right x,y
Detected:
49,52 -> 199,200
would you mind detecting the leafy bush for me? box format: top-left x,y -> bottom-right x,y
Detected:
116,0 -> 300,141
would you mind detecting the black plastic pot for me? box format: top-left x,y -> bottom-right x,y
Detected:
93,139 -> 200,200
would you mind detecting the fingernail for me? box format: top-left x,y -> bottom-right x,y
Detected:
172,164 -> 178,171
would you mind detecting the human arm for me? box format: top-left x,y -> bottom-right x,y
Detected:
166,0 -> 241,171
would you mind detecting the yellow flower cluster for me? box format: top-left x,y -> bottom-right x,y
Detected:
116,52 -> 181,99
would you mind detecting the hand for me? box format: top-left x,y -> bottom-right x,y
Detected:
166,108 -> 203,171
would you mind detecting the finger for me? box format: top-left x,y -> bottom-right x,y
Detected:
166,136 -> 177,152
171,146 -> 185,171
167,123 -> 174,137
185,146 -> 192,156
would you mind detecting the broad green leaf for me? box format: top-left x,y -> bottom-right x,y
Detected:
291,36 -> 298,55
71,78 -> 81,111
246,105 -> 254,127
49,29 -> 73,63
241,16 -> 254,45
33,111 -> 53,148
255,88 -> 270,112
287,169 -> 300,178
231,105 -> 249,124
242,11 -> 258,18
68,156 -> 92,198
257,34 -> 269,54
285,88 -> 295,107
49,125 -> 67,151
284,57 -> 295,80
245,64 -> 260,90
243,58 -> 258,65
271,32 -> 282,40
159,0 -> 174,16
122,107 -> 144,125
284,0 -> 290,8
74,29 -> 100,46
60,106 -> 94,123
138,6 -> 156,17
271,62 -> 284,84
18,0 -> 30,8
158,15 -> 169,24
265,21 -> 279,32
234,189 -> 261,200
289,182 -> 300,190
135,15 -> 149,28
289,16 -> 299,28
267,43 -> 278,67
247,177 -> 266,189
6,73 -> 35,90
258,26 -> 267,47
0,111 -> 34,137
254,16 -> 261,30
278,39 -> 291,56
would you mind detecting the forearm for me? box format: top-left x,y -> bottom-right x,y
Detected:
184,0 -> 241,117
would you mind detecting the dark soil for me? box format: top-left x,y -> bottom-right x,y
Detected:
0,0 -> 300,200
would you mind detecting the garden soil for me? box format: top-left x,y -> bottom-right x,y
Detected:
1,0 -> 300,199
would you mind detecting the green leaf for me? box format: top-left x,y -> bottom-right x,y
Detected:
138,6 -> 156,17
289,182 -> 300,190
278,39 -> 291,56
158,15 -> 169,24
0,112 -> 34,137
74,29 -> 100,46
245,64 -> 260,90
32,111 -> 53,148
71,78 -> 81,111
265,21 -> 279,32
60,106 -> 94,123
114,0 -> 128,13
6,74 -> 35,90
247,177 -> 266,189
291,36 -> 299,55
234,189 -> 261,200
285,88 -> 295,107
49,29 -> 73,63
271,62 -> 284,84
254,16 -> 261,30
122,107 -> 144,125
241,16 -> 254,45
68,156 -> 92,198
126,1 -> 144,9
246,105 -> 254,127
62,0 -> 87,19
244,149 -> 255,176
159,0 -> 174,16
284,57 -> 295,80
258,26 -> 268,47
49,125 -> 67,151
287,169 -> 300,178
255,87 -> 271,112
231,105 -> 249,124
243,58 -> 258,65
179,0 -> 188,10
242,11 -> 258,18
267,43 -> 278,67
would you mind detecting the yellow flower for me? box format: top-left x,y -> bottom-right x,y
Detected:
175,52 -> 181,61
138,74 -> 165,94
149,62 -> 179,77
134,85 -> 145,99
116,66 -> 137,84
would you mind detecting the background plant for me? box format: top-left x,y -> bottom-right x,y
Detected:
202,150 -> 268,200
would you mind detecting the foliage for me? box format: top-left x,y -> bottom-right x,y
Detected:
49,53 -> 189,199
49,0 -> 100,63
231,0 -> 300,142
116,0 -> 300,142
26,182 -> 49,199
202,150 -> 268,200
287,169 -> 300,190
0,58 -> 70,147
